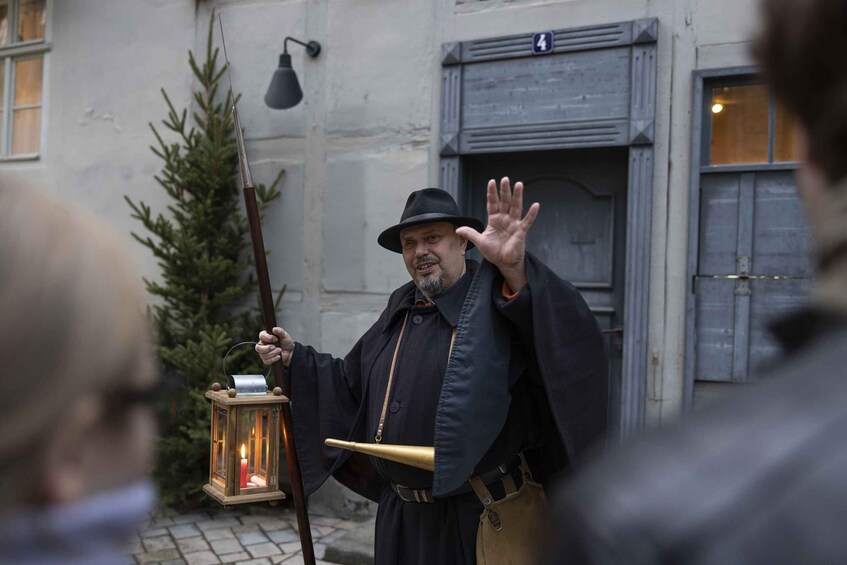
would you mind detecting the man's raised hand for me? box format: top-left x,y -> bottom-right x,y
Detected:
256,327 -> 295,367
455,177 -> 539,292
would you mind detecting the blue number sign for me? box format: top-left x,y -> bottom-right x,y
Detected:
532,32 -> 554,55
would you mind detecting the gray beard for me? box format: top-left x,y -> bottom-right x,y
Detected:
418,274 -> 444,298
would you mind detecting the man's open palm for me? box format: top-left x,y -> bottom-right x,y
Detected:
456,177 -> 540,275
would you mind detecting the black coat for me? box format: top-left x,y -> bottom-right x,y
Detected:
288,255 -> 607,564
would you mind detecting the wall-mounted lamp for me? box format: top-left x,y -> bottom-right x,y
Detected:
264,37 -> 321,110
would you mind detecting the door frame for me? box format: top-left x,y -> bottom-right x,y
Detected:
683,67 -> 801,410
439,19 -> 658,439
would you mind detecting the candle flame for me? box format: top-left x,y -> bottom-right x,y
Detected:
241,444 -> 246,459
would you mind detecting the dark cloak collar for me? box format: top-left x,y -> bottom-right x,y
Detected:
381,260 -> 479,333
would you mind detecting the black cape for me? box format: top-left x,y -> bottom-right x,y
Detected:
288,254 -> 607,502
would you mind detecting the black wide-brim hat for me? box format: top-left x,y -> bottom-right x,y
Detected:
377,188 -> 485,253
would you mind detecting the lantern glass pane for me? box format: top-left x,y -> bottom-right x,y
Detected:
239,408 -> 270,488
260,410 -> 268,475
239,409 -> 255,477
214,408 -> 227,482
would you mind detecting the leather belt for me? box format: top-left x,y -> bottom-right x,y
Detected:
390,455 -> 522,504
391,483 -> 436,503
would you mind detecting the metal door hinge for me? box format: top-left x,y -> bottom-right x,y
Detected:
737,255 -> 750,277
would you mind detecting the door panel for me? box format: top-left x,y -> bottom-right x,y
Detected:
751,172 -> 814,276
698,174 -> 742,276
693,170 -> 813,389
464,148 -> 628,429
694,278 -> 736,382
519,175 -> 616,288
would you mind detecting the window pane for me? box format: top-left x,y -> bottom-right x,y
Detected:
12,107 -> 39,154
14,56 -> 41,106
773,103 -> 799,162
0,58 -> 6,106
710,84 -> 770,165
214,408 -> 227,482
17,0 -> 45,42
0,58 -> 5,154
0,4 -> 9,46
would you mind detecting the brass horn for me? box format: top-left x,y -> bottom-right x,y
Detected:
324,439 -> 434,472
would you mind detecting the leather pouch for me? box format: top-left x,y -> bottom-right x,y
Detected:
470,454 -> 548,565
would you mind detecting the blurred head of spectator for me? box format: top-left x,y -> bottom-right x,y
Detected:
756,0 -> 847,186
756,0 -> 847,314
0,186 -> 157,563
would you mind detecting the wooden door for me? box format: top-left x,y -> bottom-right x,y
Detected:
692,170 -> 813,406
686,73 -> 813,410
465,147 -> 628,430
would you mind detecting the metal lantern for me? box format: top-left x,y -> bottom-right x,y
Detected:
203,375 -> 288,506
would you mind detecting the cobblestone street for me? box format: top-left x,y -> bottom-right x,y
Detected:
129,505 -> 374,565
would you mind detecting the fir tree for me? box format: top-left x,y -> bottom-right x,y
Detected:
126,17 -> 284,508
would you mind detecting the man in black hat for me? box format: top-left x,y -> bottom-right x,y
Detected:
257,178 -> 607,565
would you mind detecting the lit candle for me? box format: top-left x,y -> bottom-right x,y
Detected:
240,444 -> 248,488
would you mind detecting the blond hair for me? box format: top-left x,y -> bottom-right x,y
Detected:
0,186 -> 154,464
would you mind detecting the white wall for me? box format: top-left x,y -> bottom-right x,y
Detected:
1,0 -> 764,512
4,0 -> 763,421
0,0 -> 197,281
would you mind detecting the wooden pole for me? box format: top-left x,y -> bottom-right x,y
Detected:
218,14 -> 314,561
241,181 -> 316,565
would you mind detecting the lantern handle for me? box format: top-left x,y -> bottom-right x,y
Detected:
222,341 -> 272,383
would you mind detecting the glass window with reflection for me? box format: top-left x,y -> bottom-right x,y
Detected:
0,0 -> 46,158
708,82 -> 799,166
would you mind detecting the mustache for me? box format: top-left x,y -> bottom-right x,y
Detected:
415,255 -> 439,268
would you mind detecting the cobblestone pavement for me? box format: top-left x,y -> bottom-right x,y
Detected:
129,505 -> 361,565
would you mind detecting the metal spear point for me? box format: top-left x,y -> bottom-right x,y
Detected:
217,13 -> 316,565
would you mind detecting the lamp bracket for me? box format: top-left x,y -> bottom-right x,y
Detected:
284,36 -> 321,58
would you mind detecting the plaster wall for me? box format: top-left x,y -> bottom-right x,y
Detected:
275,0 -> 759,433
294,0 -> 760,382
0,0 -> 196,282
1,0 -> 765,514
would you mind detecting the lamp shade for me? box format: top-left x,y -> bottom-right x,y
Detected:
264,53 -> 303,109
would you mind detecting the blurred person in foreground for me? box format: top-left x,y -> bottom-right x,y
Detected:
544,1 -> 847,563
0,187 -> 158,564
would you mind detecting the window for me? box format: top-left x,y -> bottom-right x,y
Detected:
0,0 -> 47,158
705,81 -> 799,166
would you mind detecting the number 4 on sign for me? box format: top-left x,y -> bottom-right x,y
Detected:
532,32 -> 554,55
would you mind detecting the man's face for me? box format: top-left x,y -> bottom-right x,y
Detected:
400,221 -> 467,298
